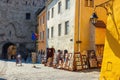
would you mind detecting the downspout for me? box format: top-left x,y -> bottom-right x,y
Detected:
77,0 -> 80,52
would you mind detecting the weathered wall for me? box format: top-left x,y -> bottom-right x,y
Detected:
0,0 -> 45,55
47,0 -> 75,53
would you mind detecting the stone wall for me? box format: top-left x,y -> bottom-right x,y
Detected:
0,0 -> 45,55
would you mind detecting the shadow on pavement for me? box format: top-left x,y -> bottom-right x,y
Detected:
82,68 -> 100,72
0,78 -> 6,80
0,58 -> 40,64
72,68 -> 100,73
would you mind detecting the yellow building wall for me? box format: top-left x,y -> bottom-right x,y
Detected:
37,9 -> 46,53
74,0 -> 107,52
100,0 -> 120,79
95,28 -> 106,44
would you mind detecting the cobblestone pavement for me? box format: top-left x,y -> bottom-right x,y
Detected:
0,60 -> 100,80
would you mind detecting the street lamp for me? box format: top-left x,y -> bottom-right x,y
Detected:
90,0 -> 120,40
90,12 -> 98,24
90,0 -> 113,24
90,0 -> 120,79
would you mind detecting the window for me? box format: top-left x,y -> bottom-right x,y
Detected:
26,13 -> 31,20
43,16 -> 45,24
48,11 -> 50,20
47,29 -> 49,39
40,31 -> 44,40
51,27 -> 54,38
58,1 -> 61,13
39,18 -> 42,25
7,0 -> 9,3
39,18 -> 41,25
33,1 -> 34,5
66,0 -> 70,9
65,21 -> 69,35
85,0 -> 94,7
40,32 -> 42,40
26,1 -> 28,5
58,24 -> 61,36
43,31 -> 44,40
41,18 -> 43,25
9,31 -> 11,37
51,7 -> 54,18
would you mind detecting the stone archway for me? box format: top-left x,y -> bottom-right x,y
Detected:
2,42 -> 16,59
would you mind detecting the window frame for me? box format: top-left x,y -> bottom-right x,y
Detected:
65,21 -> 69,35
40,32 -> 42,40
39,18 -> 41,25
58,24 -> 61,36
58,1 -> 62,14
43,16 -> 45,24
51,7 -> 54,18
26,13 -> 31,20
85,0 -> 94,7
47,29 -> 49,39
66,0 -> 70,9
51,27 -> 54,38
47,11 -> 50,20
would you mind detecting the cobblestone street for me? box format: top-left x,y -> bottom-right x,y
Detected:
0,60 -> 100,80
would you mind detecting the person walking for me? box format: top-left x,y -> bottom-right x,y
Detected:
24,53 -> 28,63
16,54 -> 22,66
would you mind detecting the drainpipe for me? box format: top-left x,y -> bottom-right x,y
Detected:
77,0 -> 81,52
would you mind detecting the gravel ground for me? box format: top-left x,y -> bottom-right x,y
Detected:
0,60 -> 100,80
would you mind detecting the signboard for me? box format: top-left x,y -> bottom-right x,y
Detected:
81,55 -> 88,69
74,52 -> 83,71
32,52 -> 37,63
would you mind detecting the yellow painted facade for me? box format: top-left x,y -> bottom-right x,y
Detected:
100,0 -> 120,79
37,8 -> 47,53
95,28 -> 106,44
74,0 -> 107,52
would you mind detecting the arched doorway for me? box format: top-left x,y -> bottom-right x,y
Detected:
2,42 -> 16,59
